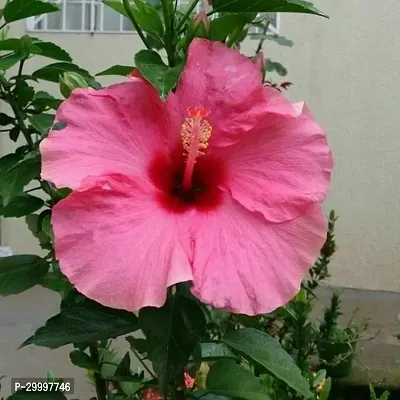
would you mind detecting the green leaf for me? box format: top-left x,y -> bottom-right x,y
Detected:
0,255 -> 49,296
31,91 -> 62,111
96,65 -> 134,77
9,126 -> 20,142
21,298 -> 140,349
222,328 -> 313,398
70,349 -> 100,370
0,38 -> 22,52
31,40 -> 72,62
29,113 -> 55,135
14,81 -> 35,107
0,193 -> 44,218
265,59 -> 287,76
41,214 -> 54,241
134,50 -> 183,96
0,53 -> 24,70
103,0 -> 129,17
210,14 -> 255,41
25,213 -> 51,249
0,112 -> 14,126
3,0 -> 60,23
139,293 -> 206,392
0,153 -> 41,206
132,0 -> 164,38
211,0 -> 327,17
206,359 -> 272,400
193,342 -> 237,361
126,336 -> 147,355
32,62 -> 91,83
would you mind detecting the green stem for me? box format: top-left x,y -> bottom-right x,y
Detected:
255,21 -> 270,55
175,0 -> 201,32
89,344 -> 108,400
122,0 -> 151,49
161,0 -> 176,66
226,25 -> 244,48
0,23 -> 7,31
7,60 -> 34,148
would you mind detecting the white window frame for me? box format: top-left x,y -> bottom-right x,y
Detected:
26,0 -> 280,34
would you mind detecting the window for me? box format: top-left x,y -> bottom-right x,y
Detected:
27,0 -> 279,34
26,0 -> 136,32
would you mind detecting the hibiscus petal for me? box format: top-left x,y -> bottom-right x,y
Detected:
40,80 -> 172,190
221,102 -> 333,222
167,39 -> 296,149
183,197 -> 326,316
52,175 -> 193,311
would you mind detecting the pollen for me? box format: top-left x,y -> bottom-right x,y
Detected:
181,107 -> 212,158
180,106 -> 212,190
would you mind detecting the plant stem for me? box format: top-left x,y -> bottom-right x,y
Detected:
6,60 -> 34,149
161,0 -> 177,66
0,23 -> 7,31
226,25 -> 244,48
129,346 -> 156,379
89,344 -> 108,400
122,0 -> 151,49
175,0 -> 200,32
255,21 -> 270,55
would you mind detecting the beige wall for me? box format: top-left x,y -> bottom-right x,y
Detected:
1,0 -> 400,291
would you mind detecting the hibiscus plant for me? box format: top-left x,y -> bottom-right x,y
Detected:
0,0 -> 335,400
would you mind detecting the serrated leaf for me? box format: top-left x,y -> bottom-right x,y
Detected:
211,0 -> 328,17
21,298 -> 140,349
32,62 -> 91,83
0,193 -> 44,217
134,50 -> 183,96
206,360 -> 272,400
0,255 -> 49,296
31,40 -> 72,62
3,0 -> 60,23
96,65 -> 134,77
222,328 -> 313,398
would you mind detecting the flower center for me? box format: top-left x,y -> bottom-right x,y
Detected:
181,106 -> 212,191
147,106 -> 225,214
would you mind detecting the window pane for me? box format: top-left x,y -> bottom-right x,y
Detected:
122,16 -> 134,31
83,3 -> 91,31
47,11 -> 62,30
66,3 -> 83,30
103,6 -> 121,31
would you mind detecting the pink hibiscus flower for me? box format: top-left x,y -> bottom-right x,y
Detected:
40,39 -> 332,316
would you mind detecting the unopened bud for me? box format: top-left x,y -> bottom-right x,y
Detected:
252,51 -> 265,72
195,362 -> 210,389
194,9 -> 210,33
59,72 -> 89,98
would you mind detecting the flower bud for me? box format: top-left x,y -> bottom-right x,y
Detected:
194,9 -> 210,34
59,72 -> 89,98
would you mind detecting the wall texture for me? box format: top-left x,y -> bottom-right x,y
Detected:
1,0 -> 400,291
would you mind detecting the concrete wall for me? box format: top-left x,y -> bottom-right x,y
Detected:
1,0 -> 400,291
